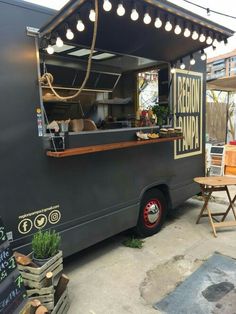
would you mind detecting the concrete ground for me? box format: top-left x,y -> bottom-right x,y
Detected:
64,186 -> 236,314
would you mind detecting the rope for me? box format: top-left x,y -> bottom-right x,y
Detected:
40,0 -> 99,100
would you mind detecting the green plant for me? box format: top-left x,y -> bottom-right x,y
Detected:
32,229 -> 61,259
122,237 -> 144,249
152,105 -> 169,126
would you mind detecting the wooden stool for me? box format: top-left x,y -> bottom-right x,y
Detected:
194,176 -> 236,237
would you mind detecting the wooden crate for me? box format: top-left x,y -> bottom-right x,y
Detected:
27,286 -> 55,311
18,251 -> 63,289
51,288 -> 70,314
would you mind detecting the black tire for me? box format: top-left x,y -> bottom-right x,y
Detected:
135,189 -> 167,237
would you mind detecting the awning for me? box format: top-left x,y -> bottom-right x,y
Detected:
38,0 -> 234,63
207,76 -> 236,92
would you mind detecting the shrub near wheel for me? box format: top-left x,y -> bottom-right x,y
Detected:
136,189 -> 167,237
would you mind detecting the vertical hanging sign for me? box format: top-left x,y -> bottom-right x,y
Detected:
173,69 -> 203,159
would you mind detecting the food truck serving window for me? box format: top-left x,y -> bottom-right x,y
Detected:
41,53 -> 169,134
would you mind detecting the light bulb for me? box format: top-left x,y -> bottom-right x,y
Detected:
89,9 -> 96,22
77,20 -> 85,32
165,21 -> 172,32
154,17 -> 162,28
190,57 -> 195,65
213,38 -> 219,47
184,27 -> 191,37
206,36 -> 213,45
66,29 -> 74,40
56,36 -> 63,47
192,30 -> 199,40
180,61 -> 185,70
117,3 -> 125,16
131,8 -> 139,21
170,67 -> 176,74
103,0 -> 112,12
46,45 -> 54,55
143,13 -> 151,24
199,33 -> 206,42
174,25 -> 181,35
201,52 -> 207,61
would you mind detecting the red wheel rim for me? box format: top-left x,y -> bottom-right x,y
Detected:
143,198 -> 162,228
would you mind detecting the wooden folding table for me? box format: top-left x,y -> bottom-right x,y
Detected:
194,176 -> 236,237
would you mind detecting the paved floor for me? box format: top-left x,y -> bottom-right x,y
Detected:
64,188 -> 236,314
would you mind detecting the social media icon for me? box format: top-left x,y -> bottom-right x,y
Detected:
18,219 -> 33,234
34,214 -> 47,229
48,210 -> 61,225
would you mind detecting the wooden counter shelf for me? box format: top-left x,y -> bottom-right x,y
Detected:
46,136 -> 183,158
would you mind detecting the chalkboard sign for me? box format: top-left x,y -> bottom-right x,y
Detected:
0,217 -> 27,314
210,146 -> 224,155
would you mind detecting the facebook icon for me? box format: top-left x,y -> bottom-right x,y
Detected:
18,218 -> 33,234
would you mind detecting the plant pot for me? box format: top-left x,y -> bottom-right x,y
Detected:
32,254 -> 52,267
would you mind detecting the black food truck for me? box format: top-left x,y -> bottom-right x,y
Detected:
0,0 -> 234,257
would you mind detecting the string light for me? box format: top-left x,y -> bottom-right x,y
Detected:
184,26 -> 191,37
66,28 -> 74,40
206,32 -> 213,45
77,19 -> 85,32
46,45 -> 54,55
154,16 -> 162,28
143,12 -> 152,24
199,32 -> 206,43
174,23 -> 182,35
43,0 -> 227,69
165,17 -> 172,31
213,37 -> 220,47
103,0 -> 112,12
89,8 -> 96,22
117,2 -> 125,16
180,59 -> 185,69
190,54 -> 195,65
200,49 -> 207,60
56,36 -> 63,47
131,7 -> 139,21
192,28 -> 199,40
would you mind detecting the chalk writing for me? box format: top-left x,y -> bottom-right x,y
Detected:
0,247 -> 16,283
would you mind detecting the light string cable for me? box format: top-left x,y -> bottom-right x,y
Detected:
40,0 -> 99,100
183,0 -> 236,20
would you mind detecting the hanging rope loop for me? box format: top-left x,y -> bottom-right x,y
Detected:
40,0 -> 99,101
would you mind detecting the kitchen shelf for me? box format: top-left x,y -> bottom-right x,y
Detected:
46,136 -> 183,158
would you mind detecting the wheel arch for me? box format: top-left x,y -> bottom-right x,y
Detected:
140,183 -> 172,212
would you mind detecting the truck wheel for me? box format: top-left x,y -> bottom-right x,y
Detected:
136,189 -> 167,237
